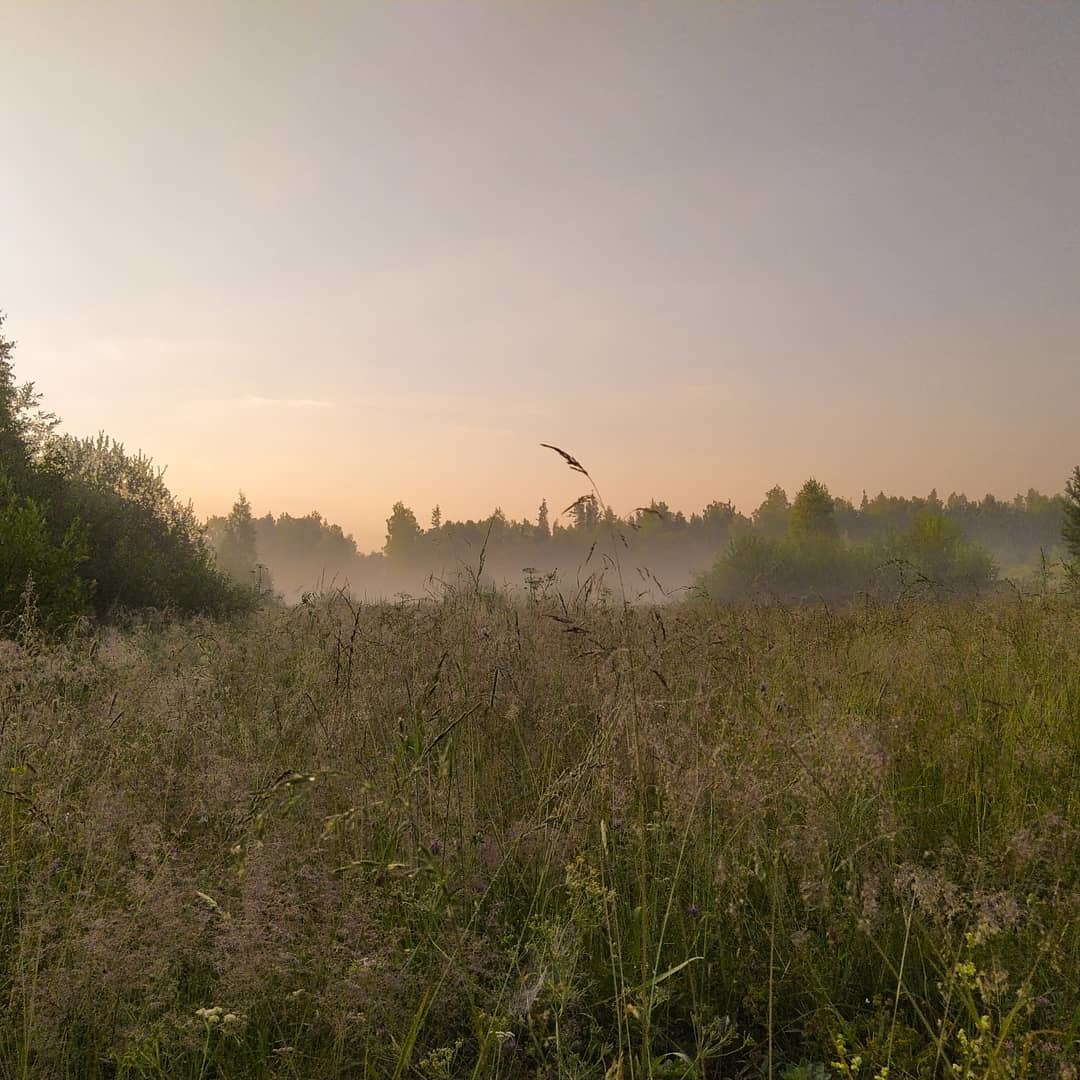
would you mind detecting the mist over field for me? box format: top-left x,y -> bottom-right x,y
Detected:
200,475 -> 1070,607
3,3 -> 1080,1077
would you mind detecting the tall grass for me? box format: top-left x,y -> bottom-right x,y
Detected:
1,581 -> 1077,1077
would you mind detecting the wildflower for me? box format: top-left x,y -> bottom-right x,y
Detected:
429,838 -> 443,856
686,903 -> 701,919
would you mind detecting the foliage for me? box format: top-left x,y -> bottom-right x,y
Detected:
209,494 -> 262,587
0,473 -> 91,630
49,433 -> 245,616
1,312 -> 246,625
207,507 -> 370,599
385,499 -> 424,563
0,313 -> 64,480
699,531 -> 874,602
886,510 -> 997,591
847,487 -> 1065,569
753,484 -> 791,538
700,512 -> 997,603
0,312 -> 31,483
789,477 -> 838,540
1,313 -> 90,629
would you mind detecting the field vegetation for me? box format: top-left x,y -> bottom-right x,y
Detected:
3,577 -> 1078,1078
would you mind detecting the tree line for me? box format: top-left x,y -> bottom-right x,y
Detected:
207,475 -> 1077,604
3,307 -> 1080,628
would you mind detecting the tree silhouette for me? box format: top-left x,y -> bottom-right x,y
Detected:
753,486 -> 790,538
789,478 -> 837,540
385,501 -> 422,562
218,493 -> 258,583
536,498 -> 550,539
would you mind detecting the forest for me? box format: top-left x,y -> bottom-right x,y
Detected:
205,481 -> 1067,608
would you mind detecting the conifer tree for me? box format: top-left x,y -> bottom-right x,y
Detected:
536,498 -> 550,539
218,493 -> 259,582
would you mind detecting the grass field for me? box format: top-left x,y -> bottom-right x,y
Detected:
2,583 -> 1078,1078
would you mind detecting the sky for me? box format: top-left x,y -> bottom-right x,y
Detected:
3,1 -> 1079,551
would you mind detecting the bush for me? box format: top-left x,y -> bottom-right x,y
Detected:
883,510 -> 997,592
3,313 -> 249,624
699,532 -> 873,602
699,513 -> 996,603
50,434 -> 249,617
0,473 -> 91,631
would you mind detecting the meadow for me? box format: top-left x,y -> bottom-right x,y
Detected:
1,581 -> 1077,1078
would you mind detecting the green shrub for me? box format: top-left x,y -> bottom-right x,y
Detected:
3,313 -> 249,624
699,513 -> 996,603
699,532 -> 872,602
50,434 -> 249,616
0,473 -> 91,631
883,509 -> 997,592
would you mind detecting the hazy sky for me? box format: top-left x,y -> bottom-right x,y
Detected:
3,1 -> 1079,550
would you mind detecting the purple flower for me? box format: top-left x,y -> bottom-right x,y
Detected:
686,903 -> 701,919
429,839 -> 443,856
